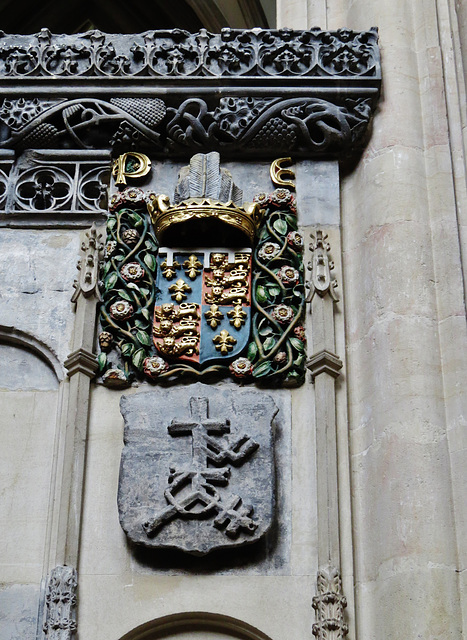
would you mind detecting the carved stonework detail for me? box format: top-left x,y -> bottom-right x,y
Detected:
0,151 -> 109,218
0,29 -> 380,156
0,28 -> 379,79
118,384 -> 277,555
312,566 -> 349,640
43,565 -> 78,640
307,230 -> 339,302
71,223 -> 104,302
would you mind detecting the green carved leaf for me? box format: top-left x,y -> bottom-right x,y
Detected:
129,212 -> 144,227
105,272 -> 118,291
141,308 -> 151,321
102,261 -> 111,278
143,253 -> 157,272
258,324 -> 273,337
256,285 -> 268,303
121,342 -> 134,357
290,337 -> 305,352
145,239 -> 157,251
267,285 -> 281,297
106,217 -> 116,230
117,289 -> 133,302
263,336 -> 276,351
273,219 -> 288,235
294,354 -> 306,367
113,254 -> 125,262
284,214 -> 297,229
127,282 -> 140,290
139,287 -> 150,297
136,330 -> 151,346
97,352 -> 107,372
132,348 -> 146,370
247,342 -> 258,361
252,361 -> 273,378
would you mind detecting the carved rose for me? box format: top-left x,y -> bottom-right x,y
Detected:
287,231 -> 303,251
99,331 -> 113,350
109,191 -> 123,212
121,187 -> 145,205
229,357 -> 253,378
278,265 -> 300,286
258,242 -> 281,260
121,228 -> 140,245
272,304 -> 294,323
110,300 -> 134,320
270,188 -> 296,210
253,192 -> 269,206
293,325 -> 306,342
143,356 -> 169,377
120,262 -> 145,282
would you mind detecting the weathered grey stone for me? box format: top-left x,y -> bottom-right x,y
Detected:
118,383 -> 277,555
0,583 -> 39,640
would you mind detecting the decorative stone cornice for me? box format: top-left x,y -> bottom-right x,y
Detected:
0,28 -> 380,81
0,28 -> 380,157
312,565 -> 348,640
64,348 -> 98,378
307,349 -> 343,380
43,565 -> 78,639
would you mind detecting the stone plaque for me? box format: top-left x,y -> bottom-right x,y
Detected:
118,383 -> 277,555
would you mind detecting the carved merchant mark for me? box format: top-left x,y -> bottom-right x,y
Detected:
118,384 -> 276,554
143,397 -> 259,538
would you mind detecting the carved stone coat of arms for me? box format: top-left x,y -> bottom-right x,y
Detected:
118,384 -> 277,555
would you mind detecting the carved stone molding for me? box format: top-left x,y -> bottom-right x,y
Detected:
64,348 -> 98,378
307,349 -> 343,380
42,565 -> 78,640
0,29 -> 380,158
312,566 -> 349,640
0,28 -> 380,80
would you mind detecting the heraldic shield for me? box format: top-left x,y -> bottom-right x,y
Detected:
147,151 -> 263,369
153,248 -> 252,365
118,384 -> 277,555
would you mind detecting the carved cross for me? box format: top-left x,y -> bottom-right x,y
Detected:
168,396 -> 230,474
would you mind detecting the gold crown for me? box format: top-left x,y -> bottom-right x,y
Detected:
147,194 -> 264,245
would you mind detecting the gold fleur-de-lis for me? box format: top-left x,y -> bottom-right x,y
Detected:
205,304 -> 224,329
213,329 -> 237,355
168,278 -> 191,303
227,304 -> 247,329
183,254 -> 203,280
161,259 -> 180,280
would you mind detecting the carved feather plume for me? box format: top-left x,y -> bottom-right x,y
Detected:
173,152 -> 243,204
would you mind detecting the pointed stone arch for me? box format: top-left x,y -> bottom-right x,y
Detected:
119,612 -> 276,640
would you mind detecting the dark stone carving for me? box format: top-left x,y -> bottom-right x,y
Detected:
1,150 -> 109,218
0,159 -> 12,210
118,384 -> 277,555
0,28 -> 379,78
0,95 -> 373,157
42,565 -> 78,639
0,28 -> 380,157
